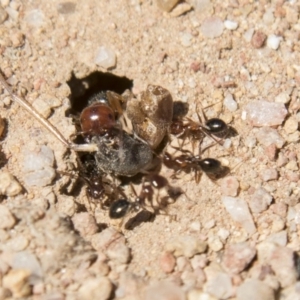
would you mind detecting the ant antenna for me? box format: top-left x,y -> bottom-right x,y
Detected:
0,72 -> 98,152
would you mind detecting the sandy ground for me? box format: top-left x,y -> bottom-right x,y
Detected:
0,0 -> 300,299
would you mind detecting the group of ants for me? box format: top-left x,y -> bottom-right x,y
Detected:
0,74 -> 235,227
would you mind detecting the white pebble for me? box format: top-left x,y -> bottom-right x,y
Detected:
244,100 -> 287,127
78,277 -> 112,300
275,91 -> 291,104
255,127 -> 285,148
224,20 -> 238,30
260,168 -> 278,182
201,16 -> 223,38
236,279 -> 275,300
180,32 -> 193,47
208,237 -> 223,252
205,272 -> 233,299
224,93 -> 238,112
222,196 -> 256,235
249,187 -> 272,213
221,176 -> 239,197
284,117 -> 298,134
267,34 -> 282,50
24,9 -> 46,28
243,28 -> 254,43
95,46 -> 116,69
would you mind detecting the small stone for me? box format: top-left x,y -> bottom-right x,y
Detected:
144,281 -> 185,300
222,242 -> 256,274
270,202 -> 287,218
72,213 -> 98,237
0,205 -> 16,229
95,46 -> 116,69
56,195 -> 76,216
180,32 -> 193,47
0,171 -> 22,196
208,237 -> 223,252
251,31 -> 267,48
269,246 -> 298,288
217,228 -> 230,241
10,31 -> 24,48
221,176 -> 239,197
255,127 -> 285,148
224,20 -> 238,30
244,101 -> 287,127
285,160 -> 298,171
249,187 -> 272,214
165,236 -> 207,258
160,252 -> 176,273
0,6 -> 8,24
24,9 -> 46,28
222,196 -> 256,235
287,131 -> 300,143
205,272 -> 233,299
78,277 -> 112,300
243,28 -> 254,43
57,2 -> 76,14
236,279 -> 275,300
170,3 -> 192,17
284,117 -> 298,134
0,287 -> 12,299
201,16 -> 223,38
280,282 -> 300,300
264,144 -> 277,161
156,0 -> 180,12
3,269 -> 31,298
6,236 -> 29,251
267,34 -> 282,50
224,93 -> 238,112
275,91 -> 291,104
260,168 -> 278,182
266,230 -> 287,247
187,290 -> 217,300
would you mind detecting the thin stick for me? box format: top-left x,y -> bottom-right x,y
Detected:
0,72 -> 98,152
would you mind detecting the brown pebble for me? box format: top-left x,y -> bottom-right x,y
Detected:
264,144 -> 277,161
160,251 -> 176,273
251,31 -> 267,48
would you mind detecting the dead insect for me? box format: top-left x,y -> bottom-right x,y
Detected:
126,85 -> 173,149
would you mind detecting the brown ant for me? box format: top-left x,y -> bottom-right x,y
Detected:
162,149 -> 228,183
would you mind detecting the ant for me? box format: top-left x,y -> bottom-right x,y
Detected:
162,149 -> 229,183
109,174 -> 181,220
170,104 -> 235,150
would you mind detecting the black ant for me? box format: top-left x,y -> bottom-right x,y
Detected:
109,174 -> 180,220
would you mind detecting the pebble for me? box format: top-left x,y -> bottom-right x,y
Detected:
94,46 -> 116,69
91,228 -> 130,264
78,277 -> 112,300
269,246 -> 298,288
160,252 -> 176,273
260,168 -> 278,182
22,145 -> 56,187
205,272 -> 233,299
0,6 -> 8,24
221,176 -> 239,197
222,242 -> 256,274
57,195 -> 76,216
224,20 -> 238,30
156,0 -> 180,12
249,187 -> 272,213
266,230 -> 287,247
188,290 -> 217,300
0,171 -> 22,196
10,31 -> 24,48
275,91 -> 291,104
244,101 -> 287,127
24,9 -> 46,28
11,251 -> 43,284
6,236 -> 29,251
251,31 -> 267,48
217,228 -> 230,241
180,32 -> 193,47
208,237 -> 223,252
285,160 -> 298,171
3,269 -> 32,298
267,34 -> 282,50
284,117 -> 298,134
236,279 -> 275,300
201,16 -> 223,38
222,196 -> 256,235
165,236 -> 207,258
255,127 -> 285,148
224,93 -> 238,112
280,282 -> 300,300
170,3 -> 192,17
0,287 -> 12,299
0,205 -> 16,229
144,281 -> 185,300
72,213 -> 98,237
57,2 -> 76,14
